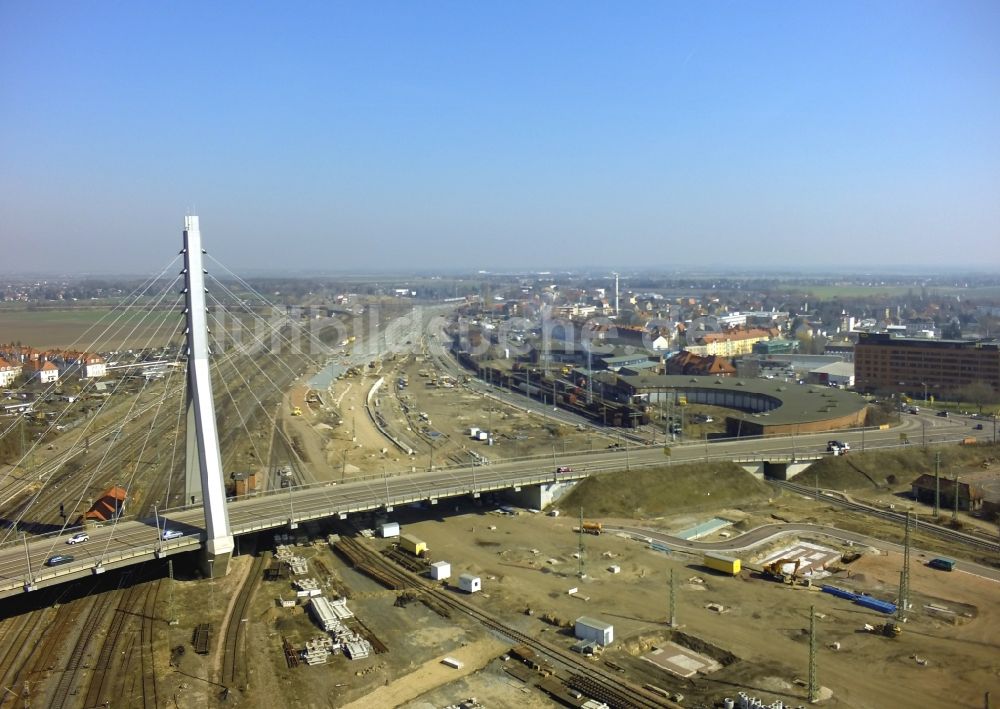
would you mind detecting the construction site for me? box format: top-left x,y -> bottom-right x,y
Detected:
2,297 -> 999,708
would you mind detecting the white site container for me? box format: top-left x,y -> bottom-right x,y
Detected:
430,561 -> 451,580
458,574 -> 481,593
379,522 -> 400,538
574,616 -> 614,646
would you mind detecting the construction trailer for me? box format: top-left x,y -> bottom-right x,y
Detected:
574,616 -> 614,646
458,574 -> 481,593
379,522 -> 400,538
399,534 -> 428,557
703,552 -> 741,575
429,561 -> 451,580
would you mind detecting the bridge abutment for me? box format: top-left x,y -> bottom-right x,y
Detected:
503,480 -> 578,510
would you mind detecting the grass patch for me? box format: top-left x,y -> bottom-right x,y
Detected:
557,461 -> 772,518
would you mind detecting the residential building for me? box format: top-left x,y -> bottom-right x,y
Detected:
26,360 -> 60,384
81,354 -> 107,379
687,327 -> 778,357
0,358 -> 21,386
665,351 -> 736,377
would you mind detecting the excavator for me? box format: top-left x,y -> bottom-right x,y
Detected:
763,558 -> 802,584
869,622 -> 902,637
875,623 -> 903,638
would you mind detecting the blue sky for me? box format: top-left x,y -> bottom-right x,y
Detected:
2,2 -> 998,273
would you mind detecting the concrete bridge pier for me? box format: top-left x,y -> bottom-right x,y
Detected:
200,540 -> 234,578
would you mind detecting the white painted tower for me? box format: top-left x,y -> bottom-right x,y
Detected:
182,216 -> 234,572
613,272 -> 620,317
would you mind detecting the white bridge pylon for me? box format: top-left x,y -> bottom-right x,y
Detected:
182,215 -> 234,572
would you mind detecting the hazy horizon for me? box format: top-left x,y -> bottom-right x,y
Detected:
2,2 -> 999,274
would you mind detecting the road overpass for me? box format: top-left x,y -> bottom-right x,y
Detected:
1,412 -> 994,599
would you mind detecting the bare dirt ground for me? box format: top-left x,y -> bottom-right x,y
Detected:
281,351 -> 626,484
138,431 -> 1000,709
390,498 -> 999,709
14,460 -> 996,709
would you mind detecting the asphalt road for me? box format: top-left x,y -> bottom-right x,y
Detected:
1,408 -> 996,598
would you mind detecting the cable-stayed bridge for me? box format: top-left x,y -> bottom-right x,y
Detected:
0,217 -> 992,599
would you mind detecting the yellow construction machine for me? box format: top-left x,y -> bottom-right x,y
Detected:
763,558 -> 802,584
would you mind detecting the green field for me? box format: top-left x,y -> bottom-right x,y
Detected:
0,307 -> 184,349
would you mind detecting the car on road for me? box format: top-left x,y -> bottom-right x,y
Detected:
907,407 -> 920,414
556,466 -> 573,473
66,532 -> 89,545
936,410 -> 949,418
45,554 -> 74,566
827,440 -> 850,454
974,423 -> 984,430
161,529 -> 184,541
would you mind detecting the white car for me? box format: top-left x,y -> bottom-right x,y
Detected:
66,532 -> 89,545
161,529 -> 184,541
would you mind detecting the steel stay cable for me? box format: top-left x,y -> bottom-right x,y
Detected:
35,293 -> 186,559
5,286 -> 183,551
0,258 -> 181,487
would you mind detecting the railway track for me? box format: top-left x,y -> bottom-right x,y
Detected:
3,347 -> 308,542
48,592 -> 112,709
773,480 -> 1000,553
80,568 -> 161,709
220,549 -> 268,689
335,535 -> 677,709
0,598 -> 59,708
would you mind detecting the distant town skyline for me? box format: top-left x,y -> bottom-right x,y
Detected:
2,2 -> 999,274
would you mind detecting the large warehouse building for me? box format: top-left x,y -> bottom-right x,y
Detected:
854,333 -> 1000,398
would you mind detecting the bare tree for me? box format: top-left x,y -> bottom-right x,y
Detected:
957,381 -> 997,414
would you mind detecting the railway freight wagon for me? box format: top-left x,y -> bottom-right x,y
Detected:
703,552 -> 741,575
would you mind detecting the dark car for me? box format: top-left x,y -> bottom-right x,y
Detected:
556,466 -> 573,474
974,423 -> 984,430
45,554 -> 74,566
936,411 -> 949,418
